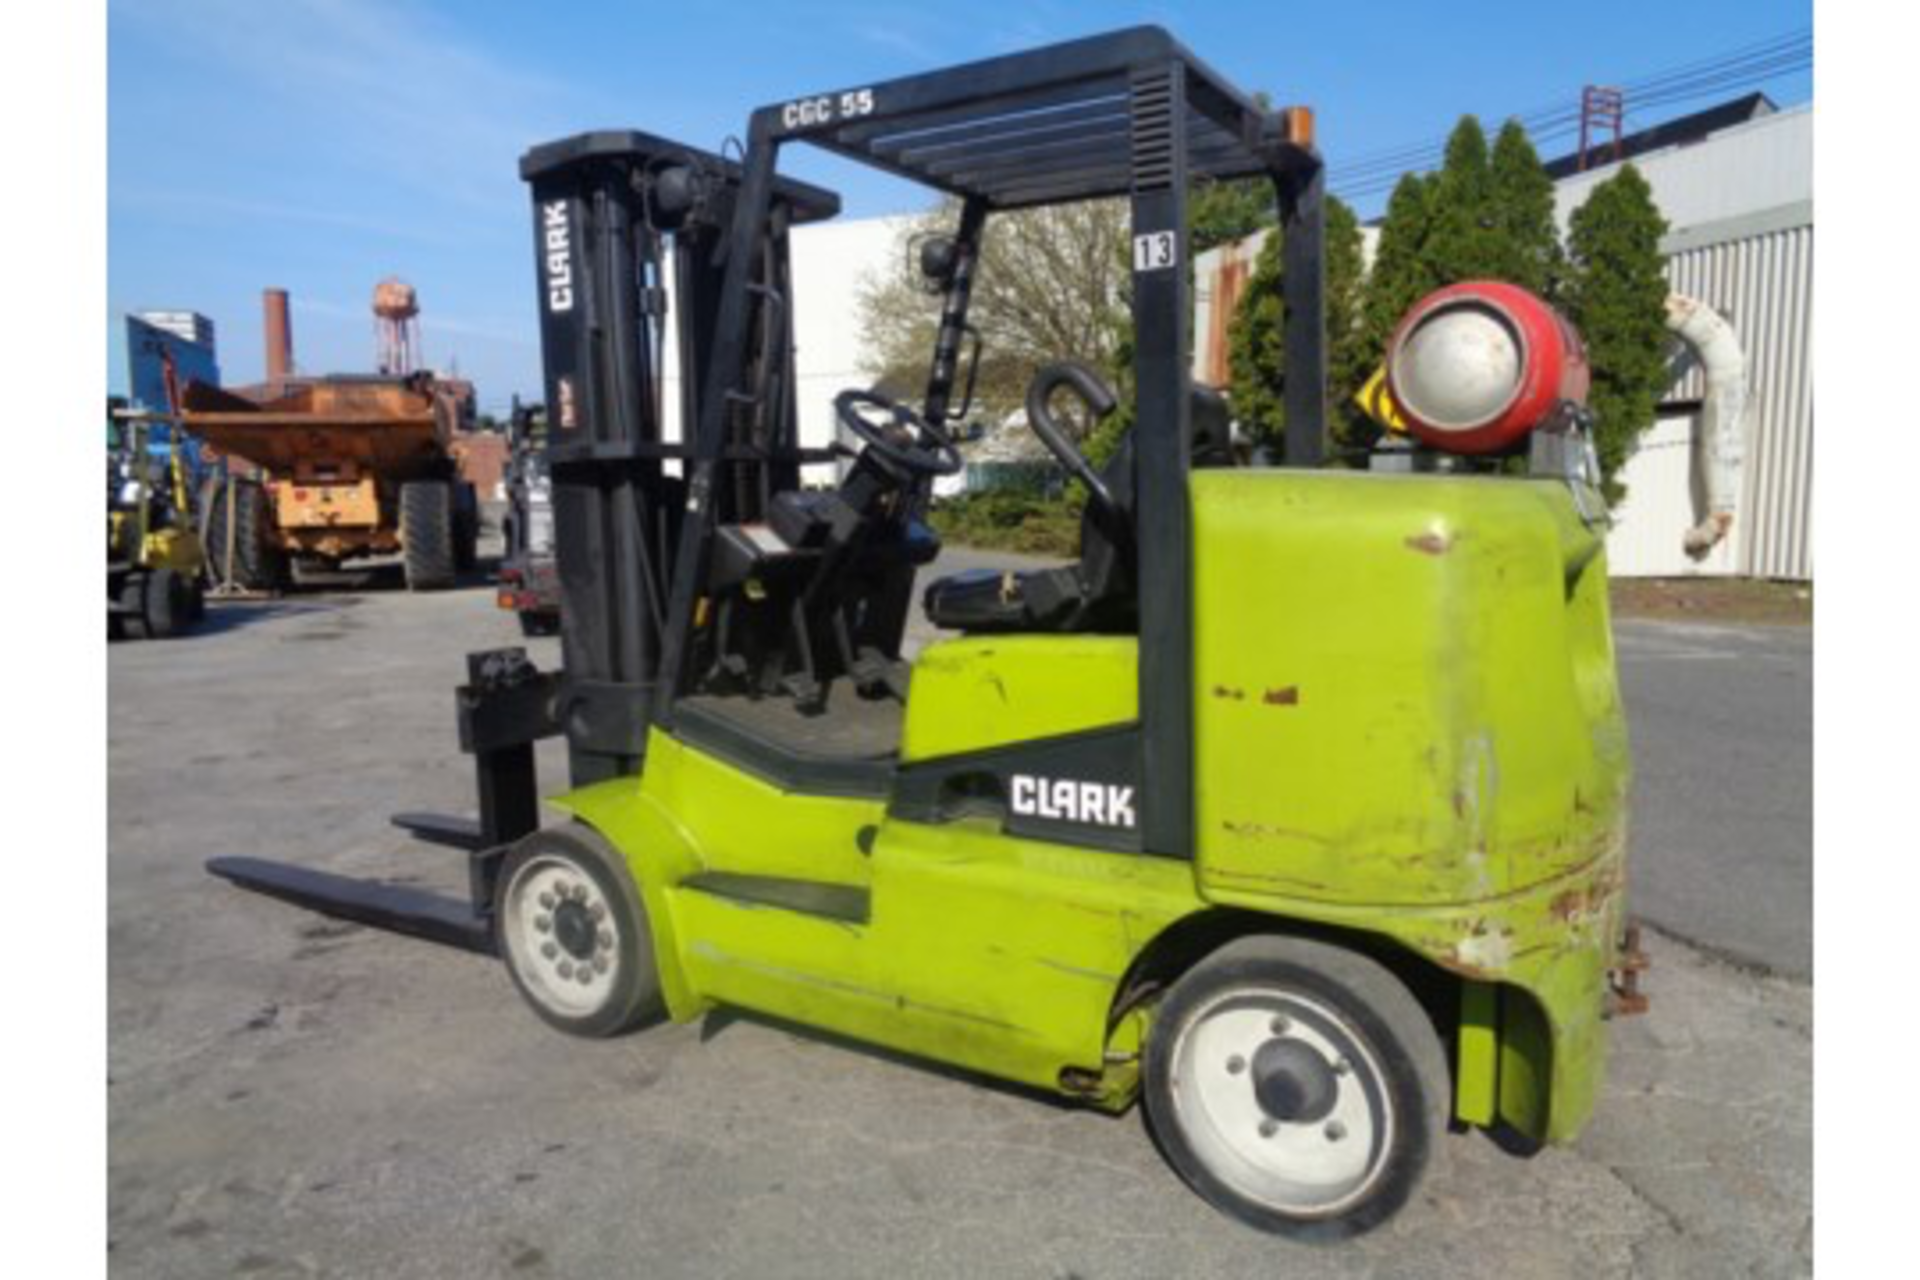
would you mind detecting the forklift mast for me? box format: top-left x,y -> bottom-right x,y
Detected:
517,132 -> 841,786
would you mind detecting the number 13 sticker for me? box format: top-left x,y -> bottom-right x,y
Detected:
1133,231 -> 1178,272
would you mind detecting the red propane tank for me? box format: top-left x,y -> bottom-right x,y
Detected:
1385,280 -> 1590,455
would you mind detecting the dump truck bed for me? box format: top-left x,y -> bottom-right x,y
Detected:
179,376 -> 453,481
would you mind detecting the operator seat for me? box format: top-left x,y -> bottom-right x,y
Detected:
922,383 -> 1234,635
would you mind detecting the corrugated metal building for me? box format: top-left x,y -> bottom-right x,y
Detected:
1558,106 -> 1812,580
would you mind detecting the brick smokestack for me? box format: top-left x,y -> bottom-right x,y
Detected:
263,288 -> 293,383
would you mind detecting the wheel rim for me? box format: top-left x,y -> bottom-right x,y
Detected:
502,855 -> 622,1017
1167,986 -> 1395,1218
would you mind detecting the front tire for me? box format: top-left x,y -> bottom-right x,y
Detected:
117,572 -> 149,640
1142,935 -> 1449,1241
142,566 -> 192,639
494,826 -> 662,1038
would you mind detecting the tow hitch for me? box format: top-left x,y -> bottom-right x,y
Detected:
1607,922 -> 1651,1017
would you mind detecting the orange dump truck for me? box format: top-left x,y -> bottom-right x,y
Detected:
182,374 -> 478,591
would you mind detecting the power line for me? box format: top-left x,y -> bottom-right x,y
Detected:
1329,29 -> 1808,178
1330,46 -> 1809,197
1326,28 -> 1810,200
1329,42 -> 1809,187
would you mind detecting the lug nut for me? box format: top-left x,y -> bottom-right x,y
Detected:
1270,1015 -> 1291,1035
538,892 -> 556,910
558,960 -> 574,979
597,930 -> 614,950
592,954 -> 610,974
1325,1121 -> 1347,1142
576,968 -> 593,985
1226,1055 -> 1247,1075
1332,1057 -> 1350,1077
541,942 -> 558,960
1259,1119 -> 1279,1139
589,903 -> 606,922
535,916 -> 551,933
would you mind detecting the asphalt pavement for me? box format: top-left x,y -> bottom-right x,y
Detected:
107,555 -> 1813,1278
1614,620 -> 1812,979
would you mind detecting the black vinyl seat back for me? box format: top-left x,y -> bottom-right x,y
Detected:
923,384 -> 1233,635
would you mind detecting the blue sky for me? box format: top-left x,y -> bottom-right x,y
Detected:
108,0 -> 1811,411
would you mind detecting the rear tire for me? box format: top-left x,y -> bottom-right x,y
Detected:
400,480 -> 456,591
452,482 -> 481,572
1142,935 -> 1449,1241
495,826 -> 662,1038
200,477 -> 285,591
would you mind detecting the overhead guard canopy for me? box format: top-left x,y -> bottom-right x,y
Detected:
759,26 -> 1320,208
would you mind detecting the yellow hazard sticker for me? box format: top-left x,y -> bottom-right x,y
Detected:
1355,366 -> 1409,434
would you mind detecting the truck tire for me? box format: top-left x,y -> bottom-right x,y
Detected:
118,572 -> 149,640
452,482 -> 481,572
400,480 -> 456,591
142,567 -> 192,639
1142,935 -> 1449,1241
495,825 -> 663,1038
201,478 -> 285,591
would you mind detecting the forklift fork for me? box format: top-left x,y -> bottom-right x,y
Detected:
207,648 -> 561,954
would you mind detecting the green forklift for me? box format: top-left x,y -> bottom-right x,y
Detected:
211,27 -> 1639,1239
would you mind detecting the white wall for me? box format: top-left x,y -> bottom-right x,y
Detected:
1605,211 -> 1813,579
791,215 -> 919,479
657,213 -> 914,485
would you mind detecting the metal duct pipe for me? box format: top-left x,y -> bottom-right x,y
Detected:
263,288 -> 294,383
1664,293 -> 1748,558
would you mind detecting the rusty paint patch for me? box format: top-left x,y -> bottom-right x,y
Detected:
1211,684 -> 1246,701
1548,890 -> 1586,922
1405,530 -> 1456,556
1263,686 -> 1300,706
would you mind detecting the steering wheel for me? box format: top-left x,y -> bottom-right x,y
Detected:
834,389 -> 964,480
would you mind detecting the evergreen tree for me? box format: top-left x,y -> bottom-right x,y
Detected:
1423,115 -> 1504,283
1361,172 -> 1440,360
1186,91 -> 1279,254
1188,177 -> 1276,254
1563,164 -> 1671,496
1226,195 -> 1369,456
1323,197 -> 1374,451
1487,118 -> 1563,296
